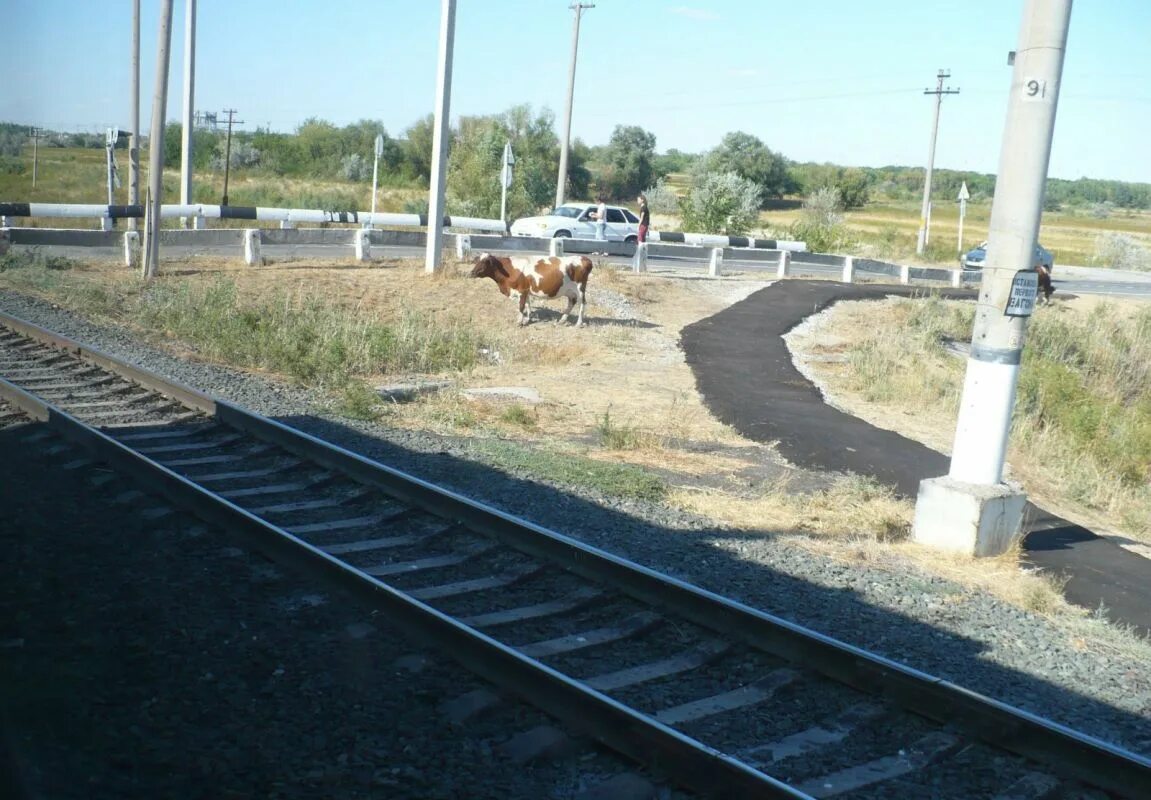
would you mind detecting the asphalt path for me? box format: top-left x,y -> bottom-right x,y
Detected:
680,279 -> 1151,635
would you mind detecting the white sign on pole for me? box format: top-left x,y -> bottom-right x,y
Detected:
1005,270 -> 1039,317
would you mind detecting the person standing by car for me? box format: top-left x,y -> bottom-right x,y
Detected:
592,196 -> 608,241
636,194 -> 650,243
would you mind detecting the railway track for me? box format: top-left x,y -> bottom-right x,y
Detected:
2,310 -> 1148,799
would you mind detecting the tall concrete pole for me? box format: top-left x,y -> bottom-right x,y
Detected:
142,0 -> 176,279
180,0 -> 196,226
423,0 -> 456,274
129,0 -> 140,230
555,2 -> 593,209
916,70 -> 959,256
947,0 -> 1071,485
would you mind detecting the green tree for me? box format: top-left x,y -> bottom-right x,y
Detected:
597,125 -> 659,200
699,132 -> 794,205
401,114 -> 436,183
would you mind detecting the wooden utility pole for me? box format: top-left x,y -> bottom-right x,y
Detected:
220,108 -> 243,206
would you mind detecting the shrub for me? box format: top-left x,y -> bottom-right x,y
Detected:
1092,233 -> 1150,272
679,171 -> 761,235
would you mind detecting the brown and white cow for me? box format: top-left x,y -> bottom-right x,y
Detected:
470,252 -> 593,327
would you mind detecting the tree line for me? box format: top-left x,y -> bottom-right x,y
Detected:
3,117 -> 1148,230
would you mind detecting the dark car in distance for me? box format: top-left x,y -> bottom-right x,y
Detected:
962,241 -> 1054,272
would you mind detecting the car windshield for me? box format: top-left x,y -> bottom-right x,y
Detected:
548,206 -> 583,219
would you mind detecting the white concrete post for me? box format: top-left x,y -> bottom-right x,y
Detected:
951,269 -> 963,288
123,231 -> 140,267
423,0 -> 456,274
914,0 -> 1071,558
242,228 -> 261,265
900,264 -> 911,284
279,219 -> 294,229
632,242 -> 648,273
192,214 -> 205,230
548,237 -> 565,257
708,247 -> 723,277
455,234 -> 471,260
100,216 -> 114,232
0,216 -> 11,228
354,228 -> 372,262
777,249 -> 790,278
841,255 -> 855,284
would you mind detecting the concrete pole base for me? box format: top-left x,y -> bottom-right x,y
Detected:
841,255 -> 855,284
912,476 -> 1027,557
900,264 -> 912,285
548,238 -> 564,257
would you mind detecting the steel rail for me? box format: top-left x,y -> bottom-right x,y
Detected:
3,310 -> 1150,798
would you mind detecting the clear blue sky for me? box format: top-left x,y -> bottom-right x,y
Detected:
3,1 -> 1148,183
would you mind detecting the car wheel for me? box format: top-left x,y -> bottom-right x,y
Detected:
625,235 -> 638,244
555,230 -> 572,238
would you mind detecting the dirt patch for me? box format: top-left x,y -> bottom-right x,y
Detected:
105,255 -> 815,493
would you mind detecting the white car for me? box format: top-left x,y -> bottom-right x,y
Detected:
510,203 -> 642,242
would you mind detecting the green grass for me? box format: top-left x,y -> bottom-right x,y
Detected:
0,252 -> 494,389
835,296 -> 1151,538
474,439 -> 667,502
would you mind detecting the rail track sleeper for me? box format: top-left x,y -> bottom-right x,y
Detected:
114,425 -> 219,443
248,487 -> 374,515
286,513 -> 404,535
217,472 -> 335,500
406,562 -> 545,601
654,668 -> 800,726
582,640 -> 732,692
518,611 -> 664,658
363,542 -> 498,577
790,730 -> 962,798
992,771 -> 1063,799
320,533 -> 426,555
460,585 -> 604,628
187,461 -> 303,483
740,703 -> 888,766
134,433 -> 247,455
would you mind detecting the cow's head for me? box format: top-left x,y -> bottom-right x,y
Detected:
469,253 -> 509,280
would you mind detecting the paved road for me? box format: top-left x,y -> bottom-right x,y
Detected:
680,280 -> 1151,636
13,239 -> 1151,299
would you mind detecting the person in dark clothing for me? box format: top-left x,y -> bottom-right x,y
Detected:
636,194 -> 650,243
1036,259 -> 1054,304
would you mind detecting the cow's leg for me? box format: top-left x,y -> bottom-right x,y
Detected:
518,293 -> 531,325
575,284 -> 587,327
557,295 -> 575,325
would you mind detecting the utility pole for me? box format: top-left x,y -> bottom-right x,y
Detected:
143,0 -> 175,279
129,0 -> 140,230
912,0 -> 1072,556
30,127 -> 42,190
424,0 -> 456,274
220,108 -> 243,206
555,2 -> 593,208
916,69 -> 959,256
180,0 -> 197,227
956,181 -> 970,256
